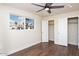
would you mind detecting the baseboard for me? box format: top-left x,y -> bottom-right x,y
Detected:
68,44 -> 78,47
7,41 -> 41,55
54,41 -> 67,47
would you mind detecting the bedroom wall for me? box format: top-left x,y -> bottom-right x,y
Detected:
0,5 -> 42,55
1,4 -> 79,55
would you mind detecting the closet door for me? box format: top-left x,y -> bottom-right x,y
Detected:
68,18 -> 78,45
42,20 -> 48,42
48,21 -> 54,41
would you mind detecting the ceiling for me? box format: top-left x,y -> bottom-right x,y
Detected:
1,3 -> 79,17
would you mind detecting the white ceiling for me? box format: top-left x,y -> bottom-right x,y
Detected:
1,3 -> 79,17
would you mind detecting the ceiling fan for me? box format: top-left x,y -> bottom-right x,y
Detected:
32,3 -> 64,14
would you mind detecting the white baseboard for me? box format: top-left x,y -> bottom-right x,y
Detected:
7,41 -> 41,55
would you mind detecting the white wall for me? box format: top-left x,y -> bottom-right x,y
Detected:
42,11 -> 79,46
0,5 -> 42,55
1,4 -> 79,55
0,7 -> 8,54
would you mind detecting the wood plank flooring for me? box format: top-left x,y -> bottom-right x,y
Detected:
9,41 -> 79,56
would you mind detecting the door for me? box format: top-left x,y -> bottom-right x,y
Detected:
68,18 -> 78,45
48,20 -> 54,42
42,20 -> 48,42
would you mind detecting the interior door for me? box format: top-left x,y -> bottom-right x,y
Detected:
68,18 -> 78,45
48,21 -> 54,41
42,20 -> 48,42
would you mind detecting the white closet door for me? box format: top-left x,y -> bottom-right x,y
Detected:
68,20 -> 78,45
42,20 -> 48,42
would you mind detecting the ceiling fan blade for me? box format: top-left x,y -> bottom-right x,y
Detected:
46,3 -> 53,6
47,9 -> 51,14
32,3 -> 45,7
45,3 -> 53,8
50,6 -> 64,9
36,9 -> 45,12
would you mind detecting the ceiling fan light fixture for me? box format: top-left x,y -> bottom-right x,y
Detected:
45,8 -> 49,11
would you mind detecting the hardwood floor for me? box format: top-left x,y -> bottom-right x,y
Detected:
9,41 -> 79,56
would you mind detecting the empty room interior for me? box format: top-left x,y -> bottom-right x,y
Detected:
0,3 -> 79,56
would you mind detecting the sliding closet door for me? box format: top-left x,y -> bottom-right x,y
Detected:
68,18 -> 78,45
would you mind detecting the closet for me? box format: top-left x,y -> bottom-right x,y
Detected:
48,20 -> 54,42
68,17 -> 78,46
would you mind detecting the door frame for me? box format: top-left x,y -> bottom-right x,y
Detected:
48,20 -> 54,43
67,17 -> 78,47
